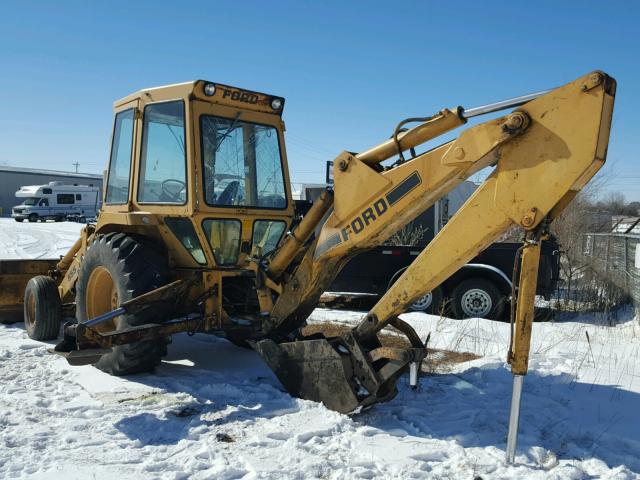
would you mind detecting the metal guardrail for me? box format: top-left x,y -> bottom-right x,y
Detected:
582,233 -> 640,306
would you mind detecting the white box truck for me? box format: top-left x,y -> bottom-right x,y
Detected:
11,182 -> 101,223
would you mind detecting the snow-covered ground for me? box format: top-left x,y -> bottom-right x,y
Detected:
0,218 -> 83,259
0,219 -> 639,479
1,314 -> 639,479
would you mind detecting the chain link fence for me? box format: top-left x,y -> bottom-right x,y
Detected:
582,233 -> 640,309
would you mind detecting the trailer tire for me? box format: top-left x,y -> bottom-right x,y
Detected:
388,268 -> 445,314
75,233 -> 170,376
408,286 -> 444,314
451,278 -> 505,320
24,275 -> 62,341
28,214 -> 38,223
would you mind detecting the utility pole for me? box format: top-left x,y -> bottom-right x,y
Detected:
72,161 -> 80,173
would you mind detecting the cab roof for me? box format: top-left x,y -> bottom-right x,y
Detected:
114,80 -> 285,116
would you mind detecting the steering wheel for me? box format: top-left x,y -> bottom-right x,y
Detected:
216,181 -> 240,205
161,179 -> 186,202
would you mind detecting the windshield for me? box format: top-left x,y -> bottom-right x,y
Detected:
21,197 -> 40,206
201,115 -> 287,209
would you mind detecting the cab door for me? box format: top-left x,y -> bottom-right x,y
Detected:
191,99 -> 294,267
37,198 -> 51,217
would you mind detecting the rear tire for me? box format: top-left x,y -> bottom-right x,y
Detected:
24,276 -> 62,341
75,233 -> 170,375
451,278 -> 505,320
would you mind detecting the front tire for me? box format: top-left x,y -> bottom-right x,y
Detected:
14,218 -> 24,223
451,278 -> 505,320
28,214 -> 38,223
75,233 -> 170,375
24,276 -> 62,341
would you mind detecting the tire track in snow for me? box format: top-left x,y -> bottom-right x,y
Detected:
0,219 -> 83,260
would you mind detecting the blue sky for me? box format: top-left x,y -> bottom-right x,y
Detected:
1,1 -> 638,200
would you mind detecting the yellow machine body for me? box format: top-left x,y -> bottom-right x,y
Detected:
0,72 -> 616,415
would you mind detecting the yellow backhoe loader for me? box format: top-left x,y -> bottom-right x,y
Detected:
0,71 -> 615,462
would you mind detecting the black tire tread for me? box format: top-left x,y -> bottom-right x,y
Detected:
24,275 -> 62,341
75,233 -> 169,376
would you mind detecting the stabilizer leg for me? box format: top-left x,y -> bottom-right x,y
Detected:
506,374 -> 524,463
506,237 -> 542,463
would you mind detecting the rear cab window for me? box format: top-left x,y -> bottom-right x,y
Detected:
200,115 -> 286,209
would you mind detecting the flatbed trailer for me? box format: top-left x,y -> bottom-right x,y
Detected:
328,241 -> 560,319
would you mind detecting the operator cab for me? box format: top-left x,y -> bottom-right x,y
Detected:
101,81 -> 293,270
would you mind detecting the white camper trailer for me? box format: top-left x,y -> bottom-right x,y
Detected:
11,182 -> 101,223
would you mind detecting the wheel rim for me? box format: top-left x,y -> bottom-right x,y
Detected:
460,288 -> 492,317
410,292 -> 433,311
86,266 -> 118,332
25,291 -> 36,330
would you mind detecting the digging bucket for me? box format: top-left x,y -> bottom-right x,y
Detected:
252,324 -> 425,413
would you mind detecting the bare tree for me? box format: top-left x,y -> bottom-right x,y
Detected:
550,193 -> 592,306
386,224 -> 427,246
627,201 -> 640,215
550,172 -> 631,314
597,191 -> 628,214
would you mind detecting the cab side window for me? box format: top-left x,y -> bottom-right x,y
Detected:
203,219 -> 241,265
252,220 -> 286,255
105,109 -> 135,204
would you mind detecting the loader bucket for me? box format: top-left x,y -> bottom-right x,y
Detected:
0,260 -> 58,323
252,329 -> 425,413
